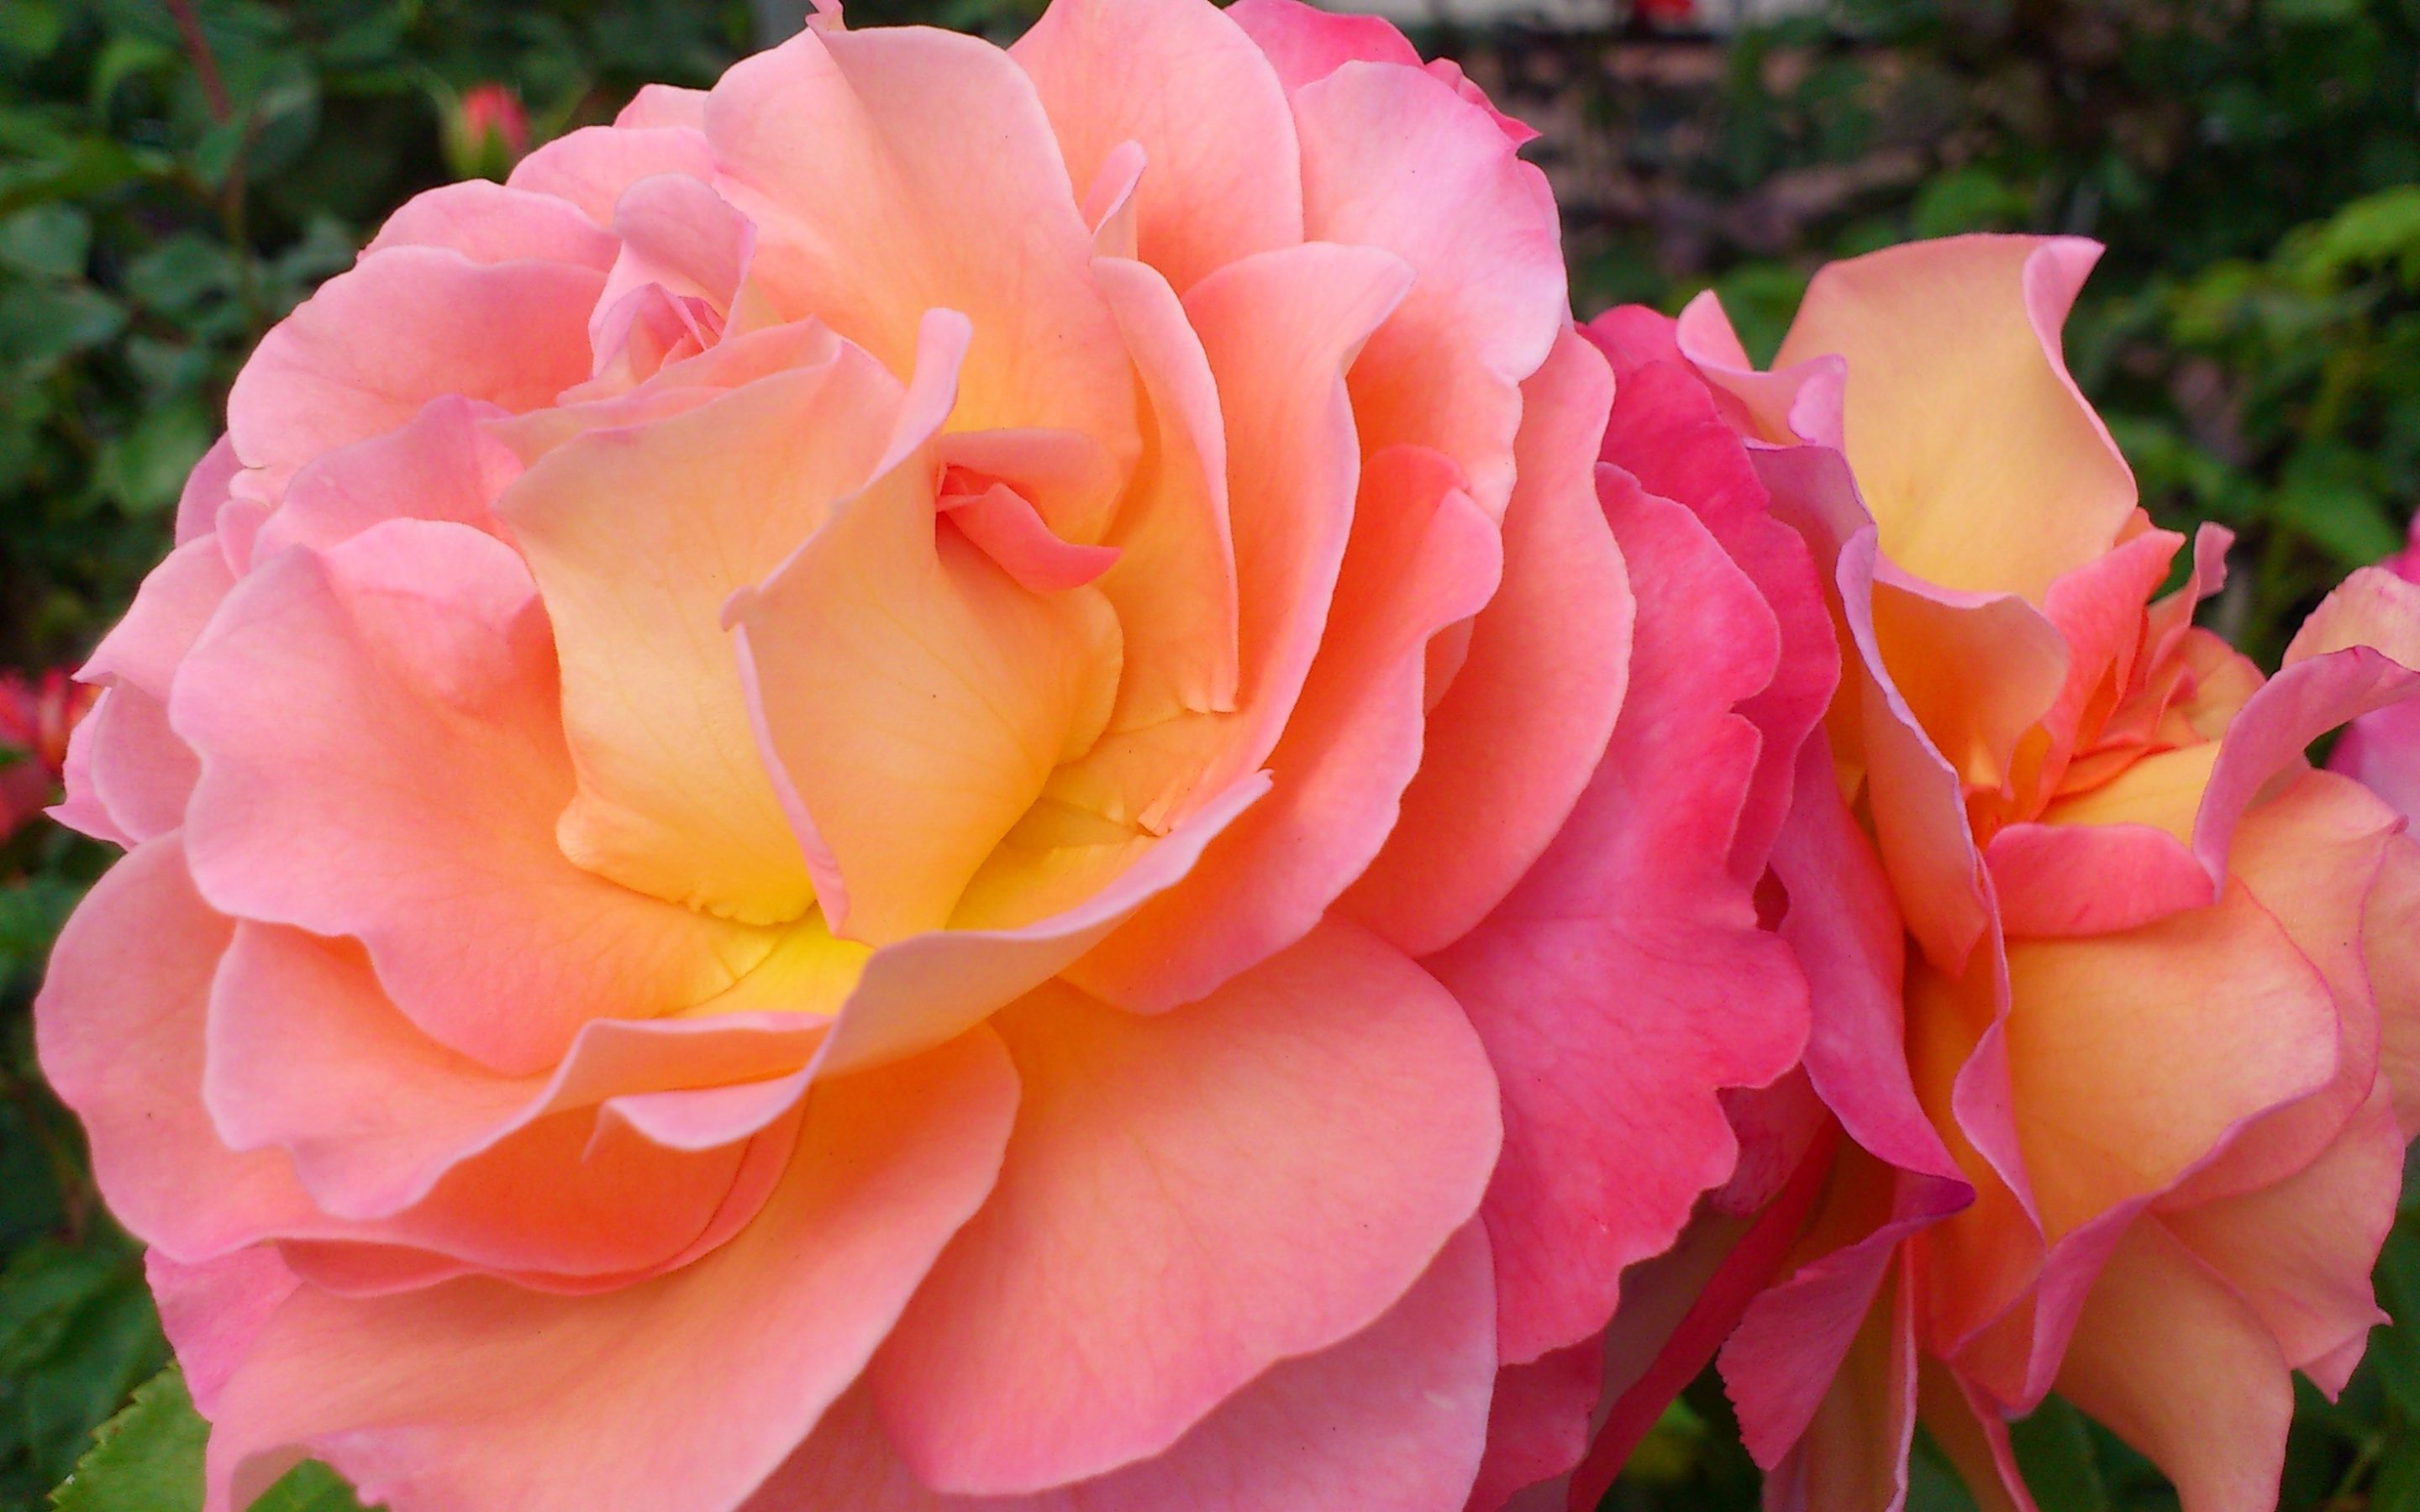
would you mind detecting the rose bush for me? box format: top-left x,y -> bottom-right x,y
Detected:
1570,235 -> 2420,1511
34,0 -> 1831,1507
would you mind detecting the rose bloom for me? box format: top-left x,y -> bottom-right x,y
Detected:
1566,236 -> 2420,1511
0,667 -> 96,843
2329,515 -> 2420,822
34,1 -> 1829,1508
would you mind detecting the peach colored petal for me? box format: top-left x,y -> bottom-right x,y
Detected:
1044,244 -> 1407,879
798,771 -> 1268,1079
872,921 -> 1501,1494
2001,881 -> 2338,1242
1075,446 -> 1498,1006
2054,1221 -> 2294,1512
201,1032 -> 1019,1512
175,519 -> 774,1074
1773,236 -> 2135,601
1757,445 -> 1994,973
504,123 -> 716,224
1012,0 -> 1302,291
1424,471 -> 1807,1366
2163,1090 -> 2399,1395
1348,328 -> 1628,955
226,248 -> 603,490
706,26 -> 1136,456
731,371 -> 1123,942
1292,60 -> 1565,520
499,349 -> 901,923
2171,772 -> 2396,1202
1081,256 -> 1239,725
363,181 -> 620,269
48,706 -> 132,846
750,1225 -> 1498,1512
34,836 -> 318,1262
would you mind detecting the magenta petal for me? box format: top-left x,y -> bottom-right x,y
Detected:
1429,467 -> 1808,1367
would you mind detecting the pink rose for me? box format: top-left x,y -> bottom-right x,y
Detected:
442,82 -> 535,181
0,667 -> 95,844
36,2 -> 1823,1507
1572,235 -> 2420,1509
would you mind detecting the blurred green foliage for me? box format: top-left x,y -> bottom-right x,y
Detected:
0,0 -> 2416,1508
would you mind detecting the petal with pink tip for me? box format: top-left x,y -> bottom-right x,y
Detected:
1423,472 -> 1807,1366
227,248 -> 602,490
1225,0 -> 1421,91
175,519 -> 775,1074
175,434 -> 240,544
1080,255 -> 1239,729
2001,881 -> 2339,1242
80,687 -> 197,843
1293,61 -> 1564,519
33,836 -> 318,1262
1774,236 -> 2136,601
2053,1221 -> 2294,1512
500,352 -> 902,924
1348,328 -> 1628,955
206,920 -> 834,1223
364,180 -> 620,269
504,123 -> 715,224
2164,1089 -> 2399,1394
1012,0 -> 1302,291
200,1031 -> 1018,1512
872,920 -> 1501,1494
251,396 -> 521,562
1045,245 -> 1407,876
707,27 -> 1135,456
148,1247 -> 300,1416
733,439 -> 1122,945
1076,445 -> 1500,1010
751,1225 -> 1497,1512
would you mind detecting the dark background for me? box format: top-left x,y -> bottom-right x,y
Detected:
3,1 -> 2417,1507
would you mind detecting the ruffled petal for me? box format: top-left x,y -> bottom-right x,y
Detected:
500,347 -> 902,923
1348,328 -> 1628,953
201,1031 -> 1018,1512
1011,0 -> 1302,291
1773,236 -> 2136,601
175,519 -> 773,1074
1424,469 -> 1807,1366
872,921 -> 1500,1494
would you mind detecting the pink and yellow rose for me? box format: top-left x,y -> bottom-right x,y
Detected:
35,1 -> 1831,1508
1581,236 -> 2420,1511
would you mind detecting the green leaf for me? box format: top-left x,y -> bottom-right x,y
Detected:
47,1368 -> 375,1512
2006,1395 -> 2109,1512
246,1461 -> 374,1512
0,283 -> 126,370
95,401 -> 213,516
0,206 -> 90,281
47,1368 -> 205,1512
2274,444 -> 2404,567
0,0 -> 63,58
